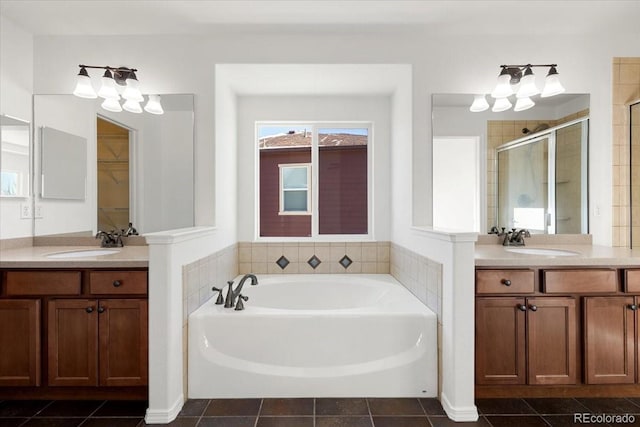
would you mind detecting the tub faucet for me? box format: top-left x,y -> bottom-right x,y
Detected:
224,273 -> 258,308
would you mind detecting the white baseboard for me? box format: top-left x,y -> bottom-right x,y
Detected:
440,392 -> 479,422
144,394 -> 184,424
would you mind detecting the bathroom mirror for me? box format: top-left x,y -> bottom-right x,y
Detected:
33,94 -> 195,237
1,115 -> 30,198
432,93 -> 590,234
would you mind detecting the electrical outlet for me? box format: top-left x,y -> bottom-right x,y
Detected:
35,204 -> 43,219
20,203 -> 32,219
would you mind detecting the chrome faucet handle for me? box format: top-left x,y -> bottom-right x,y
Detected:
234,294 -> 248,311
211,286 -> 224,304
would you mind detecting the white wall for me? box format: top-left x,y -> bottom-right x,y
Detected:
0,15 -> 33,239
236,95 -> 391,241
0,27 -> 630,246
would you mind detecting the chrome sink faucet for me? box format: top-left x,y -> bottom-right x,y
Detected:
503,228 -> 531,246
96,223 -> 138,248
223,273 -> 258,309
96,230 -> 123,248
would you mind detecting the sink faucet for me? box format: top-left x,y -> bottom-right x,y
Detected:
224,273 -> 258,308
122,222 -> 138,236
503,228 -> 531,246
96,230 -> 123,248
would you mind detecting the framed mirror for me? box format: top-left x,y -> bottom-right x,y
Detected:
432,93 -> 589,234
1,115 -> 30,198
33,94 -> 195,237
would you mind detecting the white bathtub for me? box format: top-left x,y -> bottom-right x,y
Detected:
188,274 -> 437,398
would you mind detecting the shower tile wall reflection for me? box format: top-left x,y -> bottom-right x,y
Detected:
612,57 -> 640,247
487,110 -> 588,231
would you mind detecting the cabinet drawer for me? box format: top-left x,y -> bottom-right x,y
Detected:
476,269 -> 535,294
543,269 -> 617,293
625,270 -> 640,293
89,271 -> 147,295
6,271 -> 81,295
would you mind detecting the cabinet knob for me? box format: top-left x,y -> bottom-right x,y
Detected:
517,304 -> 527,311
529,304 -> 538,312
112,280 -> 122,287
629,304 -> 638,311
85,307 -> 94,313
501,279 -> 512,286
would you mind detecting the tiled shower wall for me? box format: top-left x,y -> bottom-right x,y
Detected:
238,241 -> 390,274
612,57 -> 640,247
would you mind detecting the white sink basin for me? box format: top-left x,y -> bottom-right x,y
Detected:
505,247 -> 578,257
46,249 -> 120,259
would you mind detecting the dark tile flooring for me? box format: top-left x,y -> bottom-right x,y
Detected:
1,397 -> 640,426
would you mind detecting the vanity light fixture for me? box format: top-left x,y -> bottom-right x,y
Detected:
469,94 -> 490,112
472,64 -> 565,113
72,64 -> 163,115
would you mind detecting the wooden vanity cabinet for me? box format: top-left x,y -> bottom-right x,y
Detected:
48,298 -> 148,386
0,299 -> 40,386
476,295 -> 576,386
583,296 -> 637,384
0,267 -> 148,397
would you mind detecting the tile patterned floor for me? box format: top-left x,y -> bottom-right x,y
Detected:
1,398 -> 640,426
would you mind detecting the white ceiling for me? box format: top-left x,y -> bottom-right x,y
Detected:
1,0 -> 639,36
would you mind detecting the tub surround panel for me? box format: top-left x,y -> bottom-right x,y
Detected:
182,243 -> 238,326
390,243 -> 442,320
238,241 -> 390,275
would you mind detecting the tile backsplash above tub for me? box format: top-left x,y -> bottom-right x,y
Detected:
238,241 -> 390,275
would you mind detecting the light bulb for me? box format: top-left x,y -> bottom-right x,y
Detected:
492,97 -> 512,112
541,66 -> 565,98
98,69 -> 120,100
122,71 -> 144,102
491,68 -> 514,99
516,66 -> 540,98
514,97 -> 535,112
469,95 -> 489,112
101,97 -> 123,112
73,67 -> 97,99
144,95 -> 164,115
123,98 -> 143,114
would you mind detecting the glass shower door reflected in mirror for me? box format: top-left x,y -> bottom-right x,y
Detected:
632,102 -> 640,248
498,138 -> 549,233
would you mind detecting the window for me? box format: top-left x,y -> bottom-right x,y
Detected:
258,123 -> 370,238
279,164 -> 311,214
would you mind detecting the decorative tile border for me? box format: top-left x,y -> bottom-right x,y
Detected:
238,241 -> 390,275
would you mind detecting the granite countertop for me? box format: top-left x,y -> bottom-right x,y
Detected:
0,245 -> 149,268
476,243 -> 640,267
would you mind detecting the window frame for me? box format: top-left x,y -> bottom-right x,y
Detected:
256,121 -> 373,242
278,163 -> 312,216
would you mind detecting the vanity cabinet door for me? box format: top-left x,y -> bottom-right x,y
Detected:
98,299 -> 148,386
48,299 -> 98,386
0,300 -> 40,386
527,297 -> 577,385
584,296 -> 635,384
476,297 -> 526,385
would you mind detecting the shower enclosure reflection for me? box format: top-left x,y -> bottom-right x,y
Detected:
497,118 -> 588,234
631,102 -> 640,247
